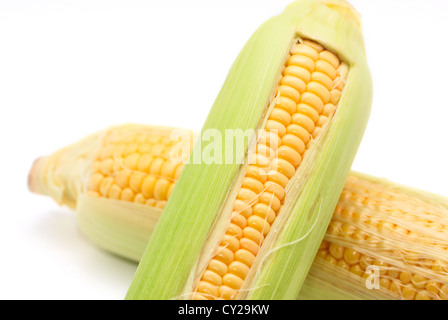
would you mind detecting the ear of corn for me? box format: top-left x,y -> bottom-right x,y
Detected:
29,125 -> 448,300
300,173 -> 448,300
28,124 -> 196,262
122,0 -> 371,300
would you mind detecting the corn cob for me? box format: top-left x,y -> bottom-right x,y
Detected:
28,124 -> 196,260
29,124 -> 448,300
126,0 -> 371,300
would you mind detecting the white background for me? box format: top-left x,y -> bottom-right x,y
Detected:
1,0 -> 447,299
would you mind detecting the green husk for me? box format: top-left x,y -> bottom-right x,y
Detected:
126,0 -> 372,300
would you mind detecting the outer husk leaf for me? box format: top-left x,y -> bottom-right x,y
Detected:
77,195 -> 161,262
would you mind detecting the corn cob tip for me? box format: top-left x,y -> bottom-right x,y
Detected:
28,156 -> 47,195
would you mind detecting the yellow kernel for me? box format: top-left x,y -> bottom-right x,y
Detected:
401,284 -> 416,300
237,188 -> 259,204
359,255 -> 373,271
283,65 -> 311,83
267,170 -> 289,188
257,131 -> 281,149
337,260 -> 350,271
277,145 -> 302,167
280,75 -> 306,94
344,249 -> 360,265
245,165 -> 267,184
123,153 -> 139,171
265,120 -> 286,137
297,103 -> 319,123
228,261 -> 250,279
306,81 -> 330,104
154,178 -> 170,200
292,43 -> 319,60
252,203 -> 276,223
191,293 -> 210,300
330,89 -> 342,105
415,292 -> 431,300
281,133 -> 306,155
141,175 -> 157,198
325,255 -> 337,265
316,115 -> 328,128
249,154 -> 270,170
288,54 -> 315,72
243,227 -> 264,244
333,76 -> 345,91
264,180 -> 286,201
412,274 -> 427,290
311,127 -> 321,139
221,234 -> 240,251
269,108 -> 292,127
277,85 -> 300,103
230,213 -> 247,229
202,270 -> 222,286
319,50 -> 340,68
274,96 -> 297,115
440,284 -> 448,300
208,259 -> 228,276
197,281 -> 219,297
242,177 -> 264,195
223,273 -> 244,290
233,199 -> 252,218
214,246 -> 234,265
257,192 -> 281,212
137,154 -> 153,172
129,172 -> 145,193
316,249 -> 328,259
108,184 -> 122,199
99,177 -> 114,196
100,158 -> 114,175
389,281 -> 401,296
300,92 -> 325,114
134,193 -> 146,204
302,40 -> 324,52
88,173 -> 104,191
149,158 -> 165,175
115,170 -> 130,188
315,59 -> 337,79
286,124 -> 311,145
322,103 -> 336,117
380,278 -> 391,290
311,71 -> 333,90
247,215 -> 271,236
121,188 -> 135,202
235,249 -> 256,267
271,158 -> 296,179
349,265 -> 364,277
329,244 -> 344,260
123,143 -> 139,156
227,223 -> 243,239
240,238 -> 260,256
161,161 -> 177,179
256,144 -> 275,159
426,281 -> 440,296
291,113 -> 315,133
219,285 -> 237,300
400,271 -> 412,284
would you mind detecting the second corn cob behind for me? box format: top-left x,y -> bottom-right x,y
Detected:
29,124 -> 448,300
